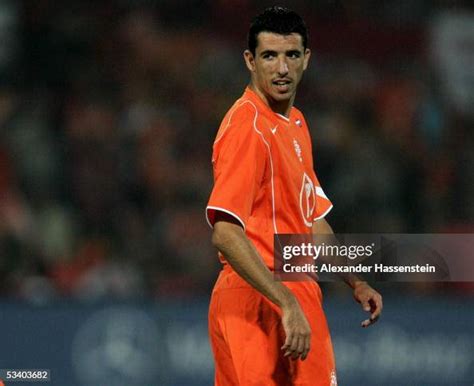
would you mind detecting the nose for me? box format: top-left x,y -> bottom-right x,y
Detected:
277,57 -> 289,76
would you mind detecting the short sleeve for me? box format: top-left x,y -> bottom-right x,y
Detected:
297,111 -> 333,221
314,180 -> 333,220
206,105 -> 266,229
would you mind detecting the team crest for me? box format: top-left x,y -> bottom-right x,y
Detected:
293,138 -> 303,162
299,173 -> 315,227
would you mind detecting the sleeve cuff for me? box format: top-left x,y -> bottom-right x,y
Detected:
314,204 -> 333,221
206,206 -> 246,230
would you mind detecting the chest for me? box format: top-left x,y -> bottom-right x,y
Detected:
267,120 -> 314,183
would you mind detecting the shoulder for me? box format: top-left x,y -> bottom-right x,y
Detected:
292,106 -> 304,117
292,106 -> 307,125
214,98 -> 261,145
224,98 -> 259,124
292,107 -> 312,135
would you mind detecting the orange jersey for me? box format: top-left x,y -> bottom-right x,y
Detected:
206,87 -> 332,269
207,88 -> 337,385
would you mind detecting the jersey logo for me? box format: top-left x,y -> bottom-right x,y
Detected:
270,125 -> 278,135
300,173 -> 316,227
293,139 -> 303,162
295,119 -> 302,127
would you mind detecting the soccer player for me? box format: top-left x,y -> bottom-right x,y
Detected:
206,7 -> 382,386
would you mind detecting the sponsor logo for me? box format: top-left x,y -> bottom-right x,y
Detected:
270,125 -> 278,135
293,139 -> 303,162
299,173 -> 316,227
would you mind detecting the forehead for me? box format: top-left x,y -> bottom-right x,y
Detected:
255,32 -> 304,52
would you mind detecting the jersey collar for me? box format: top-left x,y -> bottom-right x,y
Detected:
244,87 -> 293,123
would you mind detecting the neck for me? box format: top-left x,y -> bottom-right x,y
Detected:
249,84 -> 294,118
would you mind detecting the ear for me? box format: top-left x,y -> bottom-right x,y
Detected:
244,50 -> 256,72
303,48 -> 311,71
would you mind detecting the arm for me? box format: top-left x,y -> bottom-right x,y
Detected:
212,212 -> 311,360
312,217 -> 383,327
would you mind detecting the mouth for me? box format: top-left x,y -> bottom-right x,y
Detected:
272,79 -> 292,92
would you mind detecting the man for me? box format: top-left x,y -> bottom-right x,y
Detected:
206,7 -> 382,386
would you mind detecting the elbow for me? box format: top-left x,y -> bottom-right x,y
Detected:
312,218 -> 333,235
212,226 -> 224,250
212,223 -> 229,250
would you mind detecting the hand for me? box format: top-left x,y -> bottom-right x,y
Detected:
353,281 -> 383,328
280,300 -> 312,360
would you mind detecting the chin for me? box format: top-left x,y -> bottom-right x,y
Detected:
272,93 -> 292,102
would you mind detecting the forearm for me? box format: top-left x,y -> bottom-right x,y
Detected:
312,218 -> 366,289
212,220 -> 297,309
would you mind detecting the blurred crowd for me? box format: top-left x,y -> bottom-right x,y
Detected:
0,1 -> 472,302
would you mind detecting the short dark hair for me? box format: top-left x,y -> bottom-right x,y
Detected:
248,6 -> 308,56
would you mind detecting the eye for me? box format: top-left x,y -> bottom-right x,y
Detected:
262,53 -> 275,60
288,51 -> 301,59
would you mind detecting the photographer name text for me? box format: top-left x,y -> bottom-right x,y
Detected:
282,263 -> 437,274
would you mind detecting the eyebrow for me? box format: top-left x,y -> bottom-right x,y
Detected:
260,50 -> 277,56
259,49 -> 302,56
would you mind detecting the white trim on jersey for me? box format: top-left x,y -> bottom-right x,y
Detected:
314,204 -> 333,221
206,206 -> 246,230
214,99 -> 246,145
247,101 -> 279,235
275,113 -> 290,122
316,186 -> 328,199
300,172 -> 316,228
